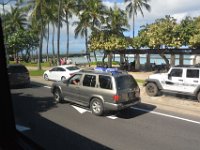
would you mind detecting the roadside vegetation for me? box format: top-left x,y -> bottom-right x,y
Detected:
1,0 -> 200,70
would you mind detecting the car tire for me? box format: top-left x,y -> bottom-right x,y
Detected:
90,98 -> 104,116
61,76 -> 66,81
44,74 -> 49,81
197,92 -> 200,102
53,88 -> 63,103
145,82 -> 159,96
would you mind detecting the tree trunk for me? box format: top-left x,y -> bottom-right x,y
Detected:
135,53 -> 140,70
179,54 -> 184,65
46,22 -> 50,62
93,50 -> 97,62
159,53 -> 169,65
146,53 -> 151,71
102,51 -> 107,64
107,52 -> 112,68
52,24 -> 55,64
132,14 -> 135,38
85,29 -> 91,66
66,13 -> 69,59
57,0 -> 62,66
38,24 -> 43,70
170,53 -> 175,66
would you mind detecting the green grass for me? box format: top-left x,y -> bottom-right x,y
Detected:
136,79 -> 145,84
9,61 -> 51,67
29,70 -> 45,76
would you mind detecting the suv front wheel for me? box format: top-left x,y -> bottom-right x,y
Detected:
145,82 -> 159,96
90,98 -> 104,116
53,88 -> 63,103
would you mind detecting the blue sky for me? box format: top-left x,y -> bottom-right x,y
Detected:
1,0 -> 200,54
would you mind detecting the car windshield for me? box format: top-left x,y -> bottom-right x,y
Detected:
116,75 -> 138,90
66,66 -> 79,71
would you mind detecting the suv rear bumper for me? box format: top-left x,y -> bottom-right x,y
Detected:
104,98 -> 141,111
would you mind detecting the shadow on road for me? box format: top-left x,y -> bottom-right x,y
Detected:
115,103 -> 156,119
162,92 -> 198,102
11,91 -> 112,150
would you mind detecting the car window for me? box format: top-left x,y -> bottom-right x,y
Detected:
99,75 -> 112,90
83,74 -> 96,87
170,69 -> 183,77
186,69 -> 199,78
51,67 -> 58,71
57,67 -> 65,71
69,74 -> 82,85
116,75 -> 138,90
66,66 -> 79,71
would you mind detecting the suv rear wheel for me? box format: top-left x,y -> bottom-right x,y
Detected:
90,98 -> 104,116
145,82 -> 159,96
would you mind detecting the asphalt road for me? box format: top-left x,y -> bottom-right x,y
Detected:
11,82 -> 200,150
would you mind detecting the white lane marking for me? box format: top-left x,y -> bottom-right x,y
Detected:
72,105 -> 89,114
72,105 -> 118,119
132,107 -> 200,125
44,86 -> 51,89
16,124 -> 31,132
107,116 -> 118,119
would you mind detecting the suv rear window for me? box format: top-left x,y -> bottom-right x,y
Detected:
99,75 -> 112,90
116,75 -> 138,90
8,65 -> 28,73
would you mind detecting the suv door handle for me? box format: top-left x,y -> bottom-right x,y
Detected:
193,80 -> 198,83
178,79 -> 183,82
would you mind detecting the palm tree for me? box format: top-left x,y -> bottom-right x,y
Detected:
103,4 -> 129,67
104,3 -> 129,36
73,14 -> 91,64
25,0 -> 50,70
4,6 -> 28,63
80,0 -> 106,62
4,6 -> 27,38
44,1 -> 58,63
57,0 -> 63,65
125,0 -> 151,37
63,0 -> 76,60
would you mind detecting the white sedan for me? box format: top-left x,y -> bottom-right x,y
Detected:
43,65 -> 81,81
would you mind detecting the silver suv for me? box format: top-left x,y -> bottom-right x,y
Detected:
51,67 -> 140,116
144,65 -> 200,102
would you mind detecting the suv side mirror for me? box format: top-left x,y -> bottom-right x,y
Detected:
168,73 -> 172,80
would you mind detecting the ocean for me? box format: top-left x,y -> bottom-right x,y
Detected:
69,54 -> 193,65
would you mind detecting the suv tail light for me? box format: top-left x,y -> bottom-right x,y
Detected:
70,73 -> 74,76
113,95 -> 120,102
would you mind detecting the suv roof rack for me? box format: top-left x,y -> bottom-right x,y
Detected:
80,67 -> 128,75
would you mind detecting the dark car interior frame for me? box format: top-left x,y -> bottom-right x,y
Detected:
0,17 -> 44,150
